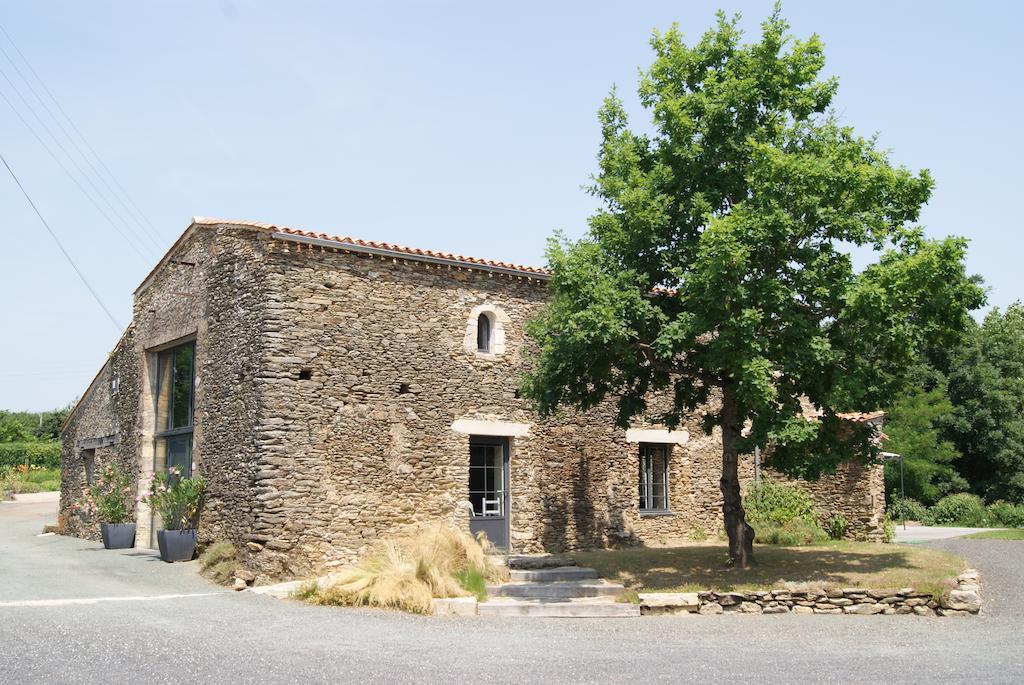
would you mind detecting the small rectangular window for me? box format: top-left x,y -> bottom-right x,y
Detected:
639,444 -> 670,511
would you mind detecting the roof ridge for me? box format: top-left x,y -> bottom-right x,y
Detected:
192,217 -> 551,277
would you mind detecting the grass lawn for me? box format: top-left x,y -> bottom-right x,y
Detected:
964,529 -> 1024,540
0,466 -> 60,496
574,541 -> 965,594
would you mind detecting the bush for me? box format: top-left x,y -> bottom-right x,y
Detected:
824,513 -> 849,540
986,501 -> 1024,528
927,493 -> 987,526
0,442 -> 61,469
753,518 -> 828,546
304,525 -> 508,614
744,480 -> 817,527
888,497 -> 928,522
75,462 -> 134,523
141,469 -> 206,530
882,514 -> 896,543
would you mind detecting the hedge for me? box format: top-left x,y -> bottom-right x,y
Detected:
0,441 -> 62,469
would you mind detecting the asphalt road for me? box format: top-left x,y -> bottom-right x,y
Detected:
2,496 -> 1022,684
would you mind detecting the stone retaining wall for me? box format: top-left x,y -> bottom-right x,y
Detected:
640,569 -> 981,616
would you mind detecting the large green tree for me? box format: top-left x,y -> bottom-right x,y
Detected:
947,303 -> 1024,502
883,383 -> 967,505
521,9 -> 984,566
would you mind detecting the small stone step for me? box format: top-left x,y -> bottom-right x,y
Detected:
509,566 -> 599,582
478,599 -> 640,618
487,579 -> 625,600
507,554 -> 577,570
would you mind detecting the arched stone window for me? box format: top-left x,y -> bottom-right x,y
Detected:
477,312 -> 492,352
465,304 -> 509,358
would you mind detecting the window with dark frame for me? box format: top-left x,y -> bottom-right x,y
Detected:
468,440 -> 504,517
154,341 -> 195,479
476,313 -> 492,352
639,444 -> 670,511
82,449 -> 96,486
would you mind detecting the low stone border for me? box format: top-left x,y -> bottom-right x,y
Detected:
638,569 -> 981,617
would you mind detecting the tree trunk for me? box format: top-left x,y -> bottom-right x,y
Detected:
720,385 -> 755,568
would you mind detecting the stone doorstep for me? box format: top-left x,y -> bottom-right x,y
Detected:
432,597 -> 478,617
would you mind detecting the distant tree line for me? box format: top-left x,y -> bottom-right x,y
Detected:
0,406 -> 70,470
883,302 -> 1024,506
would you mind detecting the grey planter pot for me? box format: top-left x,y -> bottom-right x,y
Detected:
100,522 -> 136,549
157,529 -> 197,563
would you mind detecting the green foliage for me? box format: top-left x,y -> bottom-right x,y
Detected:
946,303 -> 1024,503
882,515 -> 896,543
888,496 -> 928,522
754,519 -> 828,546
0,465 -> 60,496
76,462 -> 134,523
882,385 -> 966,505
199,542 -> 239,585
744,480 -> 817,527
745,480 -> 826,545
520,2 -> 984,565
927,493 -> 987,526
141,469 -> 206,530
985,501 -> 1024,528
0,406 -> 72,442
0,441 -> 61,469
453,568 -> 488,602
824,513 -> 849,540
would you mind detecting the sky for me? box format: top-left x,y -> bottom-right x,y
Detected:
1,1 -> 1021,412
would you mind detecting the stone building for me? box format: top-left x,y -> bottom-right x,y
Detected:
60,218 -> 885,579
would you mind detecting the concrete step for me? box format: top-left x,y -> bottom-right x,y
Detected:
478,598 -> 640,618
507,554 -> 577,570
509,566 -> 599,582
487,579 -> 625,600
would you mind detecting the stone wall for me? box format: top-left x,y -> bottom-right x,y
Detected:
640,569 -> 982,616
238,228 -> 885,578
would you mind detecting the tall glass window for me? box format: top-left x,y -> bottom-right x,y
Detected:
154,342 -> 195,478
639,444 -> 669,511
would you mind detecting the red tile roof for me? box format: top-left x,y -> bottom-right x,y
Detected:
192,217 -> 551,278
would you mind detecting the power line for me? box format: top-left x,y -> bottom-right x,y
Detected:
1,149 -> 122,332
0,21 -> 165,250
0,82 -> 153,261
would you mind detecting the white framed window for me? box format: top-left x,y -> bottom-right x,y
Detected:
639,444 -> 670,511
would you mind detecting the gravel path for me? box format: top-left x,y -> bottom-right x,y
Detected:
2,499 -> 1022,684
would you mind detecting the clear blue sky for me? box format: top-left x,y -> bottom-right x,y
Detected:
1,1 -> 1021,411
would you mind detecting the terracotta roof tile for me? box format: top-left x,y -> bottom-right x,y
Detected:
192,217 -> 550,277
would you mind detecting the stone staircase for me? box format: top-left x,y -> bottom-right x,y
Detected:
478,554 -> 640,618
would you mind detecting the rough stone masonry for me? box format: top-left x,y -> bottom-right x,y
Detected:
60,218 -> 885,580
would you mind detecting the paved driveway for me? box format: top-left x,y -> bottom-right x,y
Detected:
894,525 -> 1002,543
2,498 -> 1022,684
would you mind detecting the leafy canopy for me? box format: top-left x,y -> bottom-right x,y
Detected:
947,303 -> 1024,502
522,8 -> 984,479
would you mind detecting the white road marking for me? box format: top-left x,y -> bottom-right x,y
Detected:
0,592 -> 227,607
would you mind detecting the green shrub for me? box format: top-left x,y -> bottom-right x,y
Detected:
76,462 -> 134,523
927,493 -> 987,526
888,496 -> 928,522
744,480 -> 817,526
986,501 -> 1024,528
753,518 -> 828,546
0,442 -> 61,469
882,514 -> 896,543
824,513 -> 849,540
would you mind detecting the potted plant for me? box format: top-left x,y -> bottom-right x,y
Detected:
77,462 -> 136,549
142,467 -> 206,563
